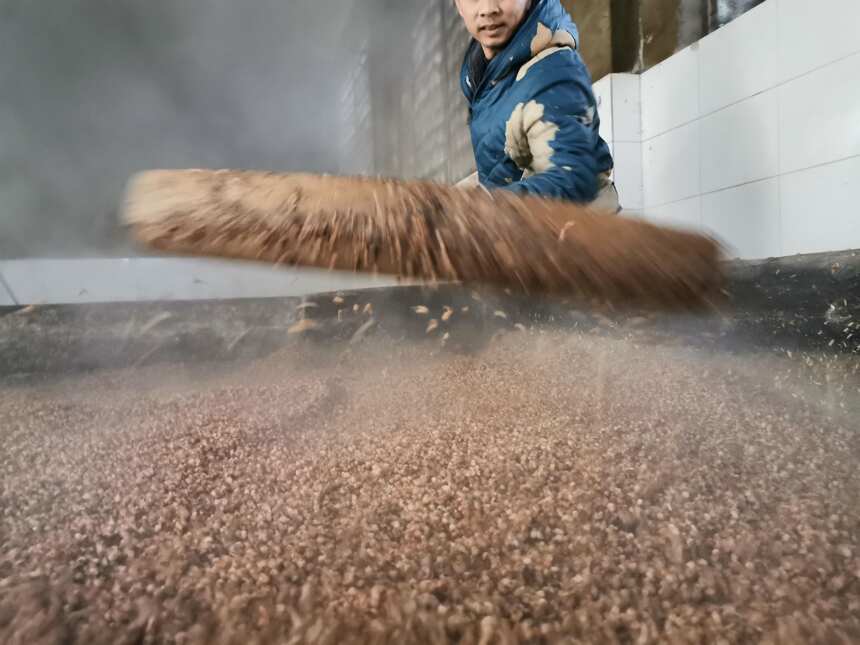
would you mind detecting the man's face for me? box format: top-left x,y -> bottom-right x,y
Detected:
455,0 -> 532,59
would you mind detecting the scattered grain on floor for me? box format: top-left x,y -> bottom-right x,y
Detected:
1,331 -> 859,644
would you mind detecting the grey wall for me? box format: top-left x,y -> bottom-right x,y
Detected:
0,0 -> 359,259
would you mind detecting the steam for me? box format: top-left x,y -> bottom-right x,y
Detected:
0,0 -> 365,259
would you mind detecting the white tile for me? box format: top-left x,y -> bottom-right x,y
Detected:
643,121 -> 700,207
700,90 -> 780,193
699,0 -> 779,114
592,75 -> 612,95
592,75 -> 614,145
613,141 -> 644,210
780,156 -> 860,256
641,45 -> 699,140
779,52 -> 860,174
0,272 -> 16,306
0,258 -> 398,305
592,75 -> 613,143
611,73 -> 642,142
702,179 -> 781,260
778,0 -> 860,83
643,196 -> 703,232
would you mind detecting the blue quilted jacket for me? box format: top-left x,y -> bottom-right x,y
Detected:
460,0 -> 613,202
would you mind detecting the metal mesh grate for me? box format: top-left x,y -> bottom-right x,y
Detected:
340,45 -> 374,176
338,0 -> 475,184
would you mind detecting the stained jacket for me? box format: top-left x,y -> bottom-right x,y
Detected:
460,0 -> 613,202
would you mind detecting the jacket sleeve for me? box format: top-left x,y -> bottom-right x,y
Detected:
501,52 -> 601,203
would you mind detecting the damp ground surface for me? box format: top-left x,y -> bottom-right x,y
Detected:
1,329 -> 859,644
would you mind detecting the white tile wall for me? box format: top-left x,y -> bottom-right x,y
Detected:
780,156 -> 860,255
643,121 -> 700,207
641,45 -> 699,139
594,74 -> 643,213
611,74 -> 642,142
0,273 -> 16,306
699,0 -> 779,115
700,89 -> 780,193
592,75 -> 613,148
778,52 -> 860,174
777,0 -> 860,83
702,179 -> 782,259
613,142 -> 644,209
645,196 -> 703,232
0,258 -> 399,306
626,0 -> 860,259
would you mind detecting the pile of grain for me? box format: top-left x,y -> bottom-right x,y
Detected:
1,330 -> 859,644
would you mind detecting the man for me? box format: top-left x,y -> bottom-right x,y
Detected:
455,0 -> 619,211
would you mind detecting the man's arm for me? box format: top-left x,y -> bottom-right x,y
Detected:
501,51 -> 602,202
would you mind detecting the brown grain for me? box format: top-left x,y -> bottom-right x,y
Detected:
1,331 -> 859,644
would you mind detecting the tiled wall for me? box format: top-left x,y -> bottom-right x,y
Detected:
592,74 -> 644,213
0,274 -> 16,306
597,0 -> 860,260
0,259 -> 398,306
